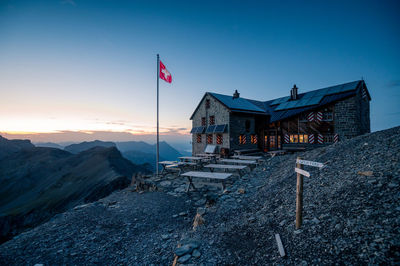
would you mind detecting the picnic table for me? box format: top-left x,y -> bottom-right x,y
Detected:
158,161 -> 197,175
218,159 -> 257,170
231,155 -> 263,162
180,171 -> 232,191
203,164 -> 247,176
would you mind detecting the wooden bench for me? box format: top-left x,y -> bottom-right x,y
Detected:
203,164 -> 247,177
180,171 -> 232,191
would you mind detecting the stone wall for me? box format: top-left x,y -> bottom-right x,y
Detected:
334,89 -> 370,140
191,94 -> 230,155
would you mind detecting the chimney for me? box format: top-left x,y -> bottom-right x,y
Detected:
290,84 -> 298,100
233,89 -> 240,99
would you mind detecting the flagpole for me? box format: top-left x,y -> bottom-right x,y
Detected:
156,54 -> 160,176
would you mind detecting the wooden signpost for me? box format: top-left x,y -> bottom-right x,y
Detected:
295,157 -> 324,229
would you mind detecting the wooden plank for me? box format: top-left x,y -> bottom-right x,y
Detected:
219,159 -> 257,165
296,159 -> 324,168
296,157 -> 304,229
204,164 -> 247,170
181,171 -> 232,180
275,234 -> 286,257
295,167 -> 310,177
231,155 -> 262,160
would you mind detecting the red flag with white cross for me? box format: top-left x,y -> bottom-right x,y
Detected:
159,60 -> 172,83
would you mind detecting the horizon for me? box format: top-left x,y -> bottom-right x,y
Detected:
1,0 -> 399,141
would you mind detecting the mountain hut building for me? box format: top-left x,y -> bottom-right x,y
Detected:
190,80 -> 371,155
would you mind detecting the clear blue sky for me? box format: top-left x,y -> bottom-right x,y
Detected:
0,0 -> 399,143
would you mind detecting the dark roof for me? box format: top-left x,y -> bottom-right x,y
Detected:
208,92 -> 266,113
191,80 -> 370,122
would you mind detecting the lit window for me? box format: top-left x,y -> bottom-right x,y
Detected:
239,134 -> 246,145
201,117 -> 206,126
269,135 -> 276,147
216,134 -> 223,144
299,134 -> 308,143
207,134 -> 213,144
251,135 -> 258,144
290,134 -> 299,143
196,134 -> 202,143
209,116 -> 215,125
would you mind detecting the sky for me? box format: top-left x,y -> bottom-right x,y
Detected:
1,0 -> 399,146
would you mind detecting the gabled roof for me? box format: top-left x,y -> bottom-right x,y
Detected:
190,80 -> 371,122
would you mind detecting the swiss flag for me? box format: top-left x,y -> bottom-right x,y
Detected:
159,60 -> 172,83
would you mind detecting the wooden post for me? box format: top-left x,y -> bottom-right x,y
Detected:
295,156 -> 303,229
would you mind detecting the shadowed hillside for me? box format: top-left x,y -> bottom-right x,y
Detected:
0,135 -> 34,159
0,142 -> 151,243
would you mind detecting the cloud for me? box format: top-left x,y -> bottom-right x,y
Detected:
61,0 -> 76,6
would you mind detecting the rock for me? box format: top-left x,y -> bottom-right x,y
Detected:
161,234 -> 169,240
160,181 -> 172,187
192,249 -> 201,258
279,220 -> 286,226
294,230 -> 302,234
172,214 -> 178,218
311,218 -> 320,224
178,254 -> 191,263
195,199 -> 207,206
238,188 -> 246,194
388,183 -> 398,188
179,212 -> 187,216
248,216 -> 256,222
197,207 -> 206,215
175,244 -> 195,256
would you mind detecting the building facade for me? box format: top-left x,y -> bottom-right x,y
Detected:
190,80 -> 371,155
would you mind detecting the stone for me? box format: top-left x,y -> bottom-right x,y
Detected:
178,254 -> 191,263
160,181 -> 171,187
311,218 -> 320,224
161,234 -> 169,240
197,207 -> 206,215
195,199 -> 207,206
192,249 -> 201,258
179,212 -> 187,216
175,243 -> 197,256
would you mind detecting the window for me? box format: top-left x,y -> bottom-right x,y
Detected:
269,136 -> 276,147
209,115 -> 215,125
251,134 -> 258,144
290,134 -> 308,143
245,120 -> 251,132
299,134 -> 308,143
201,117 -> 206,126
205,99 -> 210,109
324,135 -> 334,143
322,112 -> 333,121
207,134 -> 213,144
239,134 -> 246,145
216,134 -> 223,144
196,134 -> 202,143
290,134 -> 299,143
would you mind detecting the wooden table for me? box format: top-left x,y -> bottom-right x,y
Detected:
203,164 -> 248,176
231,155 -> 263,161
180,171 -> 232,191
219,159 -> 257,170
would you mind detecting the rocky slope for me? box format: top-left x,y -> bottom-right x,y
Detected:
0,145 -> 150,243
0,126 -> 399,265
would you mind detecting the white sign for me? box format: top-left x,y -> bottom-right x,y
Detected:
295,167 -> 310,177
296,159 -> 324,168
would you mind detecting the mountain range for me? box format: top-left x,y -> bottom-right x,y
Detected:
0,136 -> 151,243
